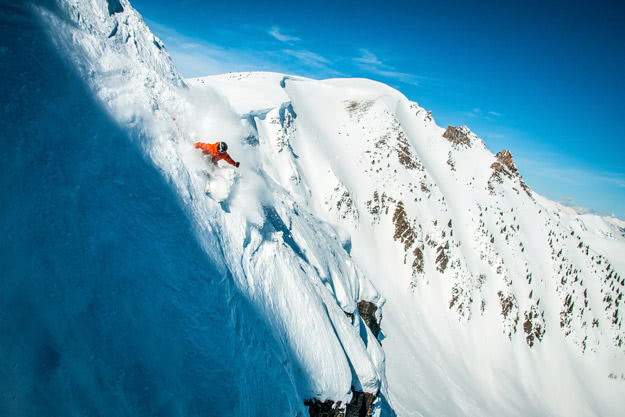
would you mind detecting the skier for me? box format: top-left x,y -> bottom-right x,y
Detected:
194,141 -> 240,168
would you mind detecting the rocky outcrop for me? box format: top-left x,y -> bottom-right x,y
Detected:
368,194 -> 426,281
523,305 -> 546,347
327,180 -> 359,224
305,398 -> 343,417
435,241 -> 450,273
497,291 -> 520,339
491,150 -> 518,177
365,191 -> 395,224
345,100 -> 375,121
488,150 -> 531,196
443,125 -> 473,147
395,128 -> 421,170
345,391 -> 375,417
392,201 -> 417,251
305,388 -> 376,417
358,301 -> 381,338
412,247 -> 424,274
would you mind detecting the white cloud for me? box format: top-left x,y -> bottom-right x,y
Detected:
145,20 -> 294,77
364,66 -> 421,86
462,108 -> 503,120
353,49 -> 383,66
280,49 -> 343,77
460,109 -> 480,118
269,27 -> 300,42
179,42 -> 204,50
282,49 -> 329,65
353,48 -> 422,86
145,19 -> 343,79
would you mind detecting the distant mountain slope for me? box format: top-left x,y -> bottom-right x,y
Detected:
190,72 -> 625,416
191,71 -> 625,353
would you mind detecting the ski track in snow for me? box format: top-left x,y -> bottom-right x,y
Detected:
2,1 -> 625,416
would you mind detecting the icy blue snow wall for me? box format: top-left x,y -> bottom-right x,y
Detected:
0,2 -> 305,416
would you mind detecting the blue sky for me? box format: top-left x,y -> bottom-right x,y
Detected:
132,0 -> 625,219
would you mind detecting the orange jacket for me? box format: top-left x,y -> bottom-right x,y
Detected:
194,142 -> 238,167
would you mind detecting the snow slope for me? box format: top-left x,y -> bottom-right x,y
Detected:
1,2 -> 308,416
2,1 -> 624,416
2,2 -> 386,415
187,71 -> 625,416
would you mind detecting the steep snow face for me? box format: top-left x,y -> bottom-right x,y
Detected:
3,1 -> 625,416
0,2 -> 311,416
2,1 -> 388,415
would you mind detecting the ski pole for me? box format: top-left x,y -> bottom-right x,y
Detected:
165,110 -> 191,142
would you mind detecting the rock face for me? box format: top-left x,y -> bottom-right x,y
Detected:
443,125 -> 473,147
489,149 -> 531,196
305,398 -> 343,417
358,301 -> 381,338
491,150 -> 519,176
345,391 -> 376,417
305,389 -> 376,417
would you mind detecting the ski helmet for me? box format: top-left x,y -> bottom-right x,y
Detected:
218,141 -> 228,153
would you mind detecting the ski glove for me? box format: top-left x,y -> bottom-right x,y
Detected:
235,162 -> 240,168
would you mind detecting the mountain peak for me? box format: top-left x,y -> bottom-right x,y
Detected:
488,149 -> 532,196
443,125 -> 475,147
494,149 -> 517,172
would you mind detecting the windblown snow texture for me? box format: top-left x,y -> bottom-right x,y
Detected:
2,1 -> 625,417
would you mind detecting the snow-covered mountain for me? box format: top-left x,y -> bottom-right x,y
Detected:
2,1 -> 624,416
